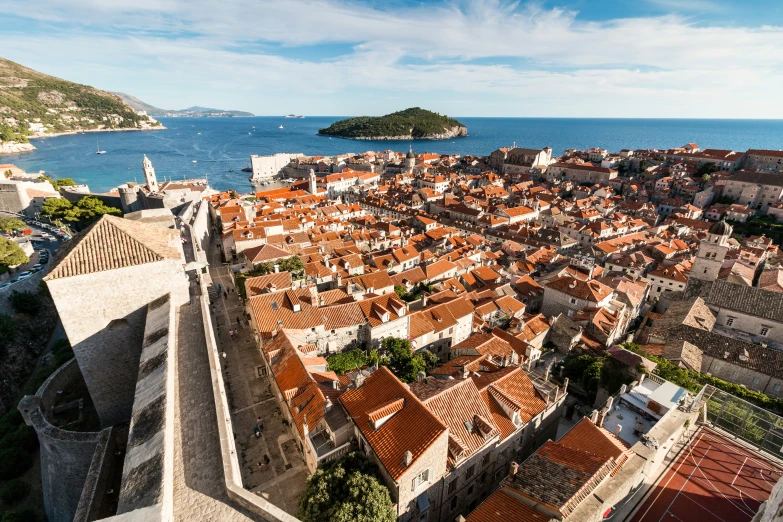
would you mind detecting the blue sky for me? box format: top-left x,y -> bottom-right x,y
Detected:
2,0 -> 782,118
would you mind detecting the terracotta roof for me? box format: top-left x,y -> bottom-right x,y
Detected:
46,215 -> 182,280
466,489 -> 548,522
243,243 -> 291,263
471,367 -> 547,440
339,367 -> 447,480
545,276 -> 613,302
412,378 -> 499,464
245,272 -> 293,296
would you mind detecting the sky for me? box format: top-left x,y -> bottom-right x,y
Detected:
2,0 -> 783,118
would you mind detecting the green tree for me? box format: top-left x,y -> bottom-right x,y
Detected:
0,217 -> 26,233
638,159 -> 648,172
0,237 -> 29,268
41,197 -> 73,220
228,190 -> 239,199
394,285 -> 407,300
419,349 -> 440,370
696,162 -> 719,177
9,290 -> 42,316
39,175 -> 76,190
327,349 -> 371,375
279,256 -> 305,279
3,169 -> 13,179
382,337 -> 426,383
71,195 -> 122,222
298,452 -> 395,522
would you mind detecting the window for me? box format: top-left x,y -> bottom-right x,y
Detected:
481,454 -> 490,467
448,479 -> 457,495
761,327 -> 769,337
450,497 -> 458,510
570,298 -> 577,304
467,485 -> 474,495
773,384 -> 781,392
479,471 -> 487,484
752,377 -> 760,385
726,318 -> 734,327
412,469 -> 430,491
466,464 -> 475,479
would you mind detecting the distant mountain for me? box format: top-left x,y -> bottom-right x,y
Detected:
0,56 -> 161,145
318,107 -> 468,140
113,93 -> 254,118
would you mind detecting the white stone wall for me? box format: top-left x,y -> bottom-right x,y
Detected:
711,308 -> 783,344
46,260 -> 189,427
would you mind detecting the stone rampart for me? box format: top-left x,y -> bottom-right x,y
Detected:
18,358 -> 109,522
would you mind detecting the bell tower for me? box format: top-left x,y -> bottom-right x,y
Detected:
690,220 -> 732,282
405,146 -> 415,169
143,155 -> 159,193
308,168 -> 317,195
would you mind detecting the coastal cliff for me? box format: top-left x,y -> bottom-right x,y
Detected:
318,107 -> 467,140
0,55 -> 163,154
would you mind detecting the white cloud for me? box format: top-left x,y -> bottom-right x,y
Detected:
2,0 -> 783,117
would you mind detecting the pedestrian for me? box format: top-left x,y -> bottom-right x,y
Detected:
224,291 -> 228,300
253,426 -> 260,438
263,454 -> 270,465
229,330 -> 234,340
218,283 -> 222,291
236,316 -> 242,326
257,417 -> 264,431
221,351 -> 227,359
230,287 -> 234,293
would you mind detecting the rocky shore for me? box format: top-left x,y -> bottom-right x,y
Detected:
0,142 -> 36,154
334,125 -> 469,141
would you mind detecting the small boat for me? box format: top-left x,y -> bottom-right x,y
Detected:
298,115 -> 305,119
248,132 -> 252,135
278,125 -> 284,129
197,132 -> 201,135
96,140 -> 106,154
192,160 -> 197,163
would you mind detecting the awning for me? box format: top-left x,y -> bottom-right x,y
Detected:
417,493 -> 430,512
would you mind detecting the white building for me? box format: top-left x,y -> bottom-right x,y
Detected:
250,153 -> 303,181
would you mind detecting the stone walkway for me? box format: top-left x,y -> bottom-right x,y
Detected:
207,244 -> 308,516
171,282 -> 258,521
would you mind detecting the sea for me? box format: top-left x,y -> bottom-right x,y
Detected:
4,117 -> 783,193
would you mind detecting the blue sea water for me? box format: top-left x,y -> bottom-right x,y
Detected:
4,117 -> 783,193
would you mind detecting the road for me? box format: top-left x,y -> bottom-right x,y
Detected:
0,211 -> 63,291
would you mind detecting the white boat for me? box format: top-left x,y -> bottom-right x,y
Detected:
197,132 -> 201,135
298,115 -> 305,119
192,160 -> 197,163
96,140 -> 106,155
278,125 -> 284,129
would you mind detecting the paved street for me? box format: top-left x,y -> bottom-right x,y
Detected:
207,241 -> 308,515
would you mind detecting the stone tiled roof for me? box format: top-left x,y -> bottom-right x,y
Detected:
701,280 -> 783,324
45,215 -> 181,280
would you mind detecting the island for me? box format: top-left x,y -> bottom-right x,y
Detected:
114,92 -> 255,118
0,56 -> 163,153
317,107 -> 467,140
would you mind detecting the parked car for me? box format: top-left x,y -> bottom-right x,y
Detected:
16,271 -> 33,281
32,263 -> 43,270
0,282 -> 11,289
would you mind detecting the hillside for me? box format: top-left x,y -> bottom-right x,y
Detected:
113,93 -> 254,118
318,107 -> 468,140
0,56 -> 161,145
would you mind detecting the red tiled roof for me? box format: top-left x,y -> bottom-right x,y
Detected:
339,367 -> 447,480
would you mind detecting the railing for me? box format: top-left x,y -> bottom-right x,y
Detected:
646,373 -> 665,385
318,442 -> 352,465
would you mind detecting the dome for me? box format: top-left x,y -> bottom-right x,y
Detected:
406,147 -> 415,159
708,219 -> 732,236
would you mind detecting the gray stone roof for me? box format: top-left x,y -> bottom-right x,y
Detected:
728,171 -> 783,187
702,280 -> 783,324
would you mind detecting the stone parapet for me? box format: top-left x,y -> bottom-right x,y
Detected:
18,358 -> 109,522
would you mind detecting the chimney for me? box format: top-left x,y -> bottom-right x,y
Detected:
303,414 -> 309,438
615,424 -> 623,437
509,461 -> 520,478
274,264 -> 279,273
461,365 -> 469,379
417,371 -> 426,383
596,408 -> 607,426
355,372 -> 366,388
403,450 -> 413,468
590,409 -> 599,424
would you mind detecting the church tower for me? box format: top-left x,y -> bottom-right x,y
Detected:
308,168 -> 317,195
405,146 -> 415,169
143,155 -> 159,193
690,220 -> 732,282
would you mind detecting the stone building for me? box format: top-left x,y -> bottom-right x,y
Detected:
43,215 -> 189,427
721,170 -> 783,212
689,220 -> 732,283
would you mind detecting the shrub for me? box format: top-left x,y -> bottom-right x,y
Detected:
0,447 -> 33,480
0,410 -> 23,440
9,290 -> 42,316
0,479 -> 30,505
2,509 -> 38,522
0,425 -> 39,452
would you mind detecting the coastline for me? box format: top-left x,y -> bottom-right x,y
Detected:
317,133 -> 469,141
28,125 -> 167,140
